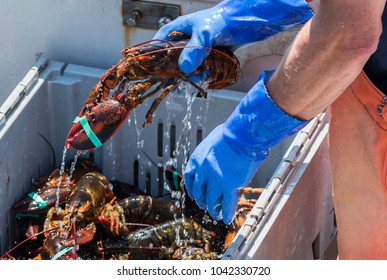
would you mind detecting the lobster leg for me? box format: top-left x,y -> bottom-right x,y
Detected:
99,203 -> 127,235
138,79 -> 168,104
142,74 -> 208,127
179,75 -> 207,97
142,78 -> 180,127
79,71 -> 122,116
111,78 -> 128,100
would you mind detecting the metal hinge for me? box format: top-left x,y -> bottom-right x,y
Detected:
0,53 -> 48,128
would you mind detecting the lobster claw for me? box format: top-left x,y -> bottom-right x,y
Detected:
11,185 -> 73,213
15,214 -> 42,240
66,99 -> 131,151
40,223 -> 96,260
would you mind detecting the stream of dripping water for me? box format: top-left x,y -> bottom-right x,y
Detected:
54,146 -> 68,211
176,83 -> 211,171
54,146 -> 83,211
171,83 -> 213,245
133,109 -> 144,150
174,86 -> 196,167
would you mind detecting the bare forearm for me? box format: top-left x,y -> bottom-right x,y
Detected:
266,0 -> 385,120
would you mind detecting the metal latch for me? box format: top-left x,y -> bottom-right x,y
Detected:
122,0 -> 180,30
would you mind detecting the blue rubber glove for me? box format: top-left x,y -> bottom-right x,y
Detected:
153,0 -> 313,73
184,71 -> 309,224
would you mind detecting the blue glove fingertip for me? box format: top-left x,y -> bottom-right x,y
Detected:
179,47 -> 207,74
184,160 -> 208,209
178,56 -> 196,74
178,30 -> 211,74
153,24 -> 173,40
222,190 -> 240,225
206,181 -> 224,221
184,174 -> 206,210
209,203 -> 222,221
182,172 -> 194,199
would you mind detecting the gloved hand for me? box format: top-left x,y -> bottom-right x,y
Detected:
184,71 -> 309,224
154,0 -> 313,74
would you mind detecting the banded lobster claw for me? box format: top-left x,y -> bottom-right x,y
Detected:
66,99 -> 133,151
11,168 -> 75,213
66,35 -> 240,151
66,81 -> 153,151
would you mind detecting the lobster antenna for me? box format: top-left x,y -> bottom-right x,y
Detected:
37,131 -> 56,171
1,226 -> 60,259
129,38 -> 176,49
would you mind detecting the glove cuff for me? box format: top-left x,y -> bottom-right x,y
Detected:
223,70 -> 309,161
217,0 -> 313,45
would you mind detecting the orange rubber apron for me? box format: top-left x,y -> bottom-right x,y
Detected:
329,71 -> 387,259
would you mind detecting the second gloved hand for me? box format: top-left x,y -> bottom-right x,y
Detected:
154,0 -> 313,73
184,124 -> 264,224
184,71 -> 309,224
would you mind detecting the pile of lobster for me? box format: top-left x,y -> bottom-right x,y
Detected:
3,158 -> 263,260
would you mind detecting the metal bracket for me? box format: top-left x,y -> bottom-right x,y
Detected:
123,0 -> 180,30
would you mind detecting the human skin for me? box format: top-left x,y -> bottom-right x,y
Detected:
266,0 -> 385,120
266,0 -> 387,259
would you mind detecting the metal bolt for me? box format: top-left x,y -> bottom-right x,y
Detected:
158,16 -> 173,28
126,10 -> 141,27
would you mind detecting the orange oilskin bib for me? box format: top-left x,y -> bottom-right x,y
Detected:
329,71 -> 387,259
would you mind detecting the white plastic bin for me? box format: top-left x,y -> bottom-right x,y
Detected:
0,53 -> 336,259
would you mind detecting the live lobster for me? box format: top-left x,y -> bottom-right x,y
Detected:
4,168 -> 261,259
66,32 -> 240,151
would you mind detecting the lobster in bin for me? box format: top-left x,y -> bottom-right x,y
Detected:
66,32 -> 240,151
10,158 -> 100,243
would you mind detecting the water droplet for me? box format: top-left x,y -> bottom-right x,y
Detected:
137,140 -> 144,149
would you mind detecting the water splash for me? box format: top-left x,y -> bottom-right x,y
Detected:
55,145 -> 68,210
65,150 -> 82,189
174,84 -> 197,169
55,146 -> 87,211
196,90 -> 212,137
163,82 -> 211,240
174,225 -> 181,247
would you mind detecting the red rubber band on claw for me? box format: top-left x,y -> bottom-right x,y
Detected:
73,116 -> 103,148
